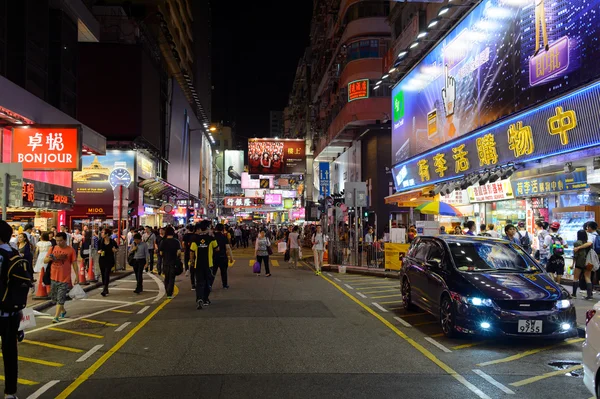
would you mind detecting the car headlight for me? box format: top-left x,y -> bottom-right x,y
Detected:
470,297 -> 494,307
555,299 -> 572,309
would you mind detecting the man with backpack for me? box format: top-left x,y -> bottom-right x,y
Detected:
212,224 -> 233,289
516,222 -> 533,255
0,220 -> 32,399
544,222 -> 567,284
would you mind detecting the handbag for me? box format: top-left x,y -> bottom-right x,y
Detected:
127,250 -> 136,267
174,257 -> 184,276
253,261 -> 261,273
43,246 -> 55,286
586,248 -> 600,271
19,307 -> 36,330
266,239 -> 273,255
284,249 -> 290,262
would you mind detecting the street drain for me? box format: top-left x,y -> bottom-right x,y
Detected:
548,361 -> 582,377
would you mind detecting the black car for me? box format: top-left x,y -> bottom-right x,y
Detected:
399,235 -> 577,338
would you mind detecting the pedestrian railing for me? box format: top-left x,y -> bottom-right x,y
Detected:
326,241 -> 385,269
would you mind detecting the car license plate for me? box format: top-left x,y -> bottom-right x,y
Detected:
518,320 -> 543,333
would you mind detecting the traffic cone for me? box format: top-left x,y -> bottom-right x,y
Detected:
323,245 -> 329,264
33,268 -> 49,299
87,257 -> 97,283
79,259 -> 88,285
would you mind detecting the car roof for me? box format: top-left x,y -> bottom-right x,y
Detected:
417,235 -> 510,244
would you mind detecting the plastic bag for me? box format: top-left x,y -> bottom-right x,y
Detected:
587,249 -> 600,271
253,261 -> 261,273
68,284 -> 87,300
19,307 -> 36,330
278,242 -> 287,253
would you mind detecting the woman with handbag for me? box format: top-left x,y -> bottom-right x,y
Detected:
254,230 -> 271,277
98,228 -> 119,297
573,229 -> 594,299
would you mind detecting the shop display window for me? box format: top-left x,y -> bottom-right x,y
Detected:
551,211 -> 595,260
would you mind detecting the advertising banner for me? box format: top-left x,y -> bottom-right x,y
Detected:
12,125 -> 82,171
223,197 -> 265,208
137,152 -> 156,179
73,150 -> 136,206
467,180 -> 514,203
224,150 -> 244,195
511,168 -> 588,197
391,0 -> 600,165
264,194 -> 282,205
392,81 -> 600,191
319,162 -> 330,197
241,173 -> 275,189
248,139 -> 306,175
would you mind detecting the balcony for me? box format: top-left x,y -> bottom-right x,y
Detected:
340,58 -> 384,88
340,17 -> 390,44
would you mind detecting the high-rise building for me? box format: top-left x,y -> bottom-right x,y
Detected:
269,111 -> 284,138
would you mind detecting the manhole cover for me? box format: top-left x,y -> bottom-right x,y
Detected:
548,361 -> 582,378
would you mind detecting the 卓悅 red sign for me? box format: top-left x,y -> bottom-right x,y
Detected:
12,125 -> 82,171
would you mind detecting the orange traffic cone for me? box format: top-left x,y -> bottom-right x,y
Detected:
79,259 -> 88,285
323,245 -> 329,264
87,257 -> 97,283
33,268 -> 49,299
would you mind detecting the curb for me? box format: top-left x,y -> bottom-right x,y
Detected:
29,271 -> 135,313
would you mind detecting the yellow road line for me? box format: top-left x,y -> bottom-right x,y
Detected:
22,340 -> 84,353
351,283 -> 399,289
371,294 -> 403,299
56,285 -> 179,399
430,333 -> 445,338
510,365 -> 583,387
0,375 -> 38,386
0,353 -> 63,367
413,321 -> 438,326
318,274 -> 491,399
360,289 -> 399,294
48,327 -> 104,339
248,260 -> 255,267
387,306 -> 405,310
453,341 -> 489,350
477,338 -> 584,367
110,309 -> 134,314
81,319 -> 119,327
379,300 -> 404,305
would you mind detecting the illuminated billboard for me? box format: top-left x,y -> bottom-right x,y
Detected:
248,138 -> 305,175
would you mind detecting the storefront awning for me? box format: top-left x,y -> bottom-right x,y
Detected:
385,186 -> 434,205
139,178 -> 200,202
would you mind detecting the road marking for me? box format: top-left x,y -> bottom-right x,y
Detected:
76,344 -> 104,363
350,283 -> 399,289
326,273 -> 333,277
137,306 -> 150,314
55,286 -> 179,398
81,319 -> 119,327
26,380 -> 60,399
272,260 -> 280,267
394,316 -> 412,328
109,287 -> 160,292
379,300 -> 404,305
477,338 -> 584,367
473,369 -> 515,394
48,327 -> 103,339
387,306 -> 405,310
398,312 -> 428,318
318,274 -> 491,399
22,340 -> 84,353
0,375 -> 37,385
111,309 -> 134,314
82,298 -> 139,305
115,322 -> 132,332
371,293 -> 403,299
414,320 -> 438,326
0,354 -> 63,367
341,277 -> 378,282
430,333 -> 445,338
344,284 -> 354,289
148,271 -> 166,303
360,288 -> 399,294
334,277 -> 341,282
424,337 -> 452,353
510,365 -> 583,387
356,292 -> 368,298
453,341 -> 489,350
372,302 -> 389,312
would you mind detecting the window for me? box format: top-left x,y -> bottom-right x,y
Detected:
448,241 -> 540,272
346,39 -> 380,62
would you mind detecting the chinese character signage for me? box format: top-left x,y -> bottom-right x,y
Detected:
348,79 -> 369,102
467,180 -> 514,203
391,0 -> 600,165
223,197 -> 265,208
248,139 -> 306,175
22,182 -> 34,203
319,162 -> 330,197
392,81 -> 600,191
511,168 -> 588,196
12,125 -> 82,171
264,194 -> 282,205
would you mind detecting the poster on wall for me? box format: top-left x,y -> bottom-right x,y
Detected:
73,150 -> 136,206
224,150 -> 244,195
137,152 -> 156,179
248,139 -> 305,175
391,0 -> 600,165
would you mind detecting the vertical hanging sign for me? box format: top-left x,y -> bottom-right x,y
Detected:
319,162 -> 330,197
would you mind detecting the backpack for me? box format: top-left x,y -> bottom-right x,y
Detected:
593,234 -> 600,255
517,231 -> 532,253
549,234 -> 564,256
0,247 -> 33,312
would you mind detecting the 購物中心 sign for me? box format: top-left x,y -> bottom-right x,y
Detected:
511,168 -> 588,197
12,125 -> 82,171
392,81 -> 600,191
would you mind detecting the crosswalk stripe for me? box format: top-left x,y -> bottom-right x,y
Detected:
272,260 -> 279,267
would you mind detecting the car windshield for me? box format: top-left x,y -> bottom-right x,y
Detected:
448,241 -> 541,273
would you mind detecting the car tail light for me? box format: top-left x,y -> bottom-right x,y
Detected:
586,310 -> 596,326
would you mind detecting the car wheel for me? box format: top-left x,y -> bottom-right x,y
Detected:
402,278 -> 415,311
440,295 -> 457,338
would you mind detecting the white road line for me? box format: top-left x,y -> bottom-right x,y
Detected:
137,306 -> 150,315
326,272 -> 333,277
115,322 -> 132,332
371,302 -> 389,312
394,316 -> 412,328
344,284 -> 354,290
109,287 -> 160,292
82,298 -> 139,305
357,292 -> 368,299
26,380 -> 60,399
334,277 -> 341,282
76,344 -> 104,362
472,369 -> 515,394
424,337 -> 452,353
148,271 -> 166,303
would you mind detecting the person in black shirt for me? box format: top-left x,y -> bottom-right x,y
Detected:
213,224 -> 234,289
155,227 -> 165,275
182,224 -> 195,277
159,226 -> 181,299
190,221 -> 218,309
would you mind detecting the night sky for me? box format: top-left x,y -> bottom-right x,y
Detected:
211,1 -> 312,140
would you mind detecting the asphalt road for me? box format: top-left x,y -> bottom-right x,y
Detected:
6,246 -> 593,399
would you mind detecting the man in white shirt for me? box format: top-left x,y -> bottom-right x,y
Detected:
312,225 -> 327,275
288,226 -> 300,269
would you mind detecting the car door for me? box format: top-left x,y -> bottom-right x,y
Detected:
410,239 -> 435,312
424,240 -> 450,315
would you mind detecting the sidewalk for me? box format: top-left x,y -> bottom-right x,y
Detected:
27,268 -> 135,312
